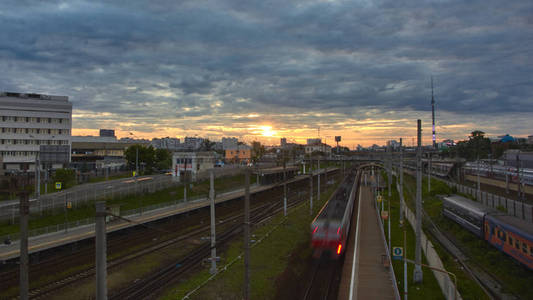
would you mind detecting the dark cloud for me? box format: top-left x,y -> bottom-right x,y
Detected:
1,0 -> 532,141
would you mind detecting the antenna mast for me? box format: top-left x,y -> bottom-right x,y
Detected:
431,77 -> 436,149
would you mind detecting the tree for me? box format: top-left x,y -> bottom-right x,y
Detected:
251,141 -> 265,163
124,145 -> 157,174
53,168 -> 76,189
450,130 -> 491,160
200,139 -> 216,151
155,148 -> 172,170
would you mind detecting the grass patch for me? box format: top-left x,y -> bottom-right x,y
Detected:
380,173 -> 445,300
0,173 -> 256,237
162,174 -> 343,299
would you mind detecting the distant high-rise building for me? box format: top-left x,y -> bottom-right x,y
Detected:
0,92 -> 72,171
184,137 -> 204,150
221,137 -> 238,150
151,137 -> 180,150
280,138 -> 287,147
99,129 -> 115,137
307,138 -> 321,145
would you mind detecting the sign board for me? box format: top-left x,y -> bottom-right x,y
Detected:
132,171 -> 136,177
392,247 -> 403,260
55,182 -> 62,190
377,195 -> 383,203
67,201 -> 72,209
381,210 -> 389,220
335,136 -> 341,142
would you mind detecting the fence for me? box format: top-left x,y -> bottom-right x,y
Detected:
441,179 -> 533,223
398,183 -> 462,300
0,166 -> 251,222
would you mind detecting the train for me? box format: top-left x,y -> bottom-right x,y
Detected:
442,195 -> 533,270
310,168 -> 360,259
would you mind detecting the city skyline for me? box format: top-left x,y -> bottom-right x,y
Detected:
2,1 -> 532,147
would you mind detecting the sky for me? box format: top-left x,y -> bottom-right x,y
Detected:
1,0 -> 532,147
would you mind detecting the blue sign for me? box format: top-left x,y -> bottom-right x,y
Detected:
392,247 -> 403,260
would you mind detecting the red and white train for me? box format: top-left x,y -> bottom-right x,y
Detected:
311,169 -> 360,258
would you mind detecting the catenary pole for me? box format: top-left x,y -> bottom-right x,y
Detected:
399,138 -> 404,225
244,170 -> 250,299
414,119 -> 423,283
20,191 -> 29,300
95,201 -> 107,300
209,170 -> 217,274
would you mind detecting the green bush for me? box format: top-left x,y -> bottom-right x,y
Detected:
52,169 -> 76,189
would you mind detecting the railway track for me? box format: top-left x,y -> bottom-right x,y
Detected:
110,174 -> 342,299
1,171 -> 340,299
25,201 -> 277,299
303,258 -> 341,300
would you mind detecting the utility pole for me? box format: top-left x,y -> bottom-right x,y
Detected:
20,189 -> 29,300
317,159 -> 321,202
95,201 -> 107,300
64,193 -> 68,233
388,143 -> 391,197
309,172 -> 313,215
477,155 -> 481,202
403,229 -> 408,300
209,170 -> 217,274
283,150 -> 287,217
35,154 -> 40,213
244,170 -> 250,300
414,119 -> 423,283
517,153 -> 524,219
399,138 -> 404,225
428,153 -> 431,194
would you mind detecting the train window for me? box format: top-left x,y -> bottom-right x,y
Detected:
522,242 -> 528,254
530,245 -> 533,257
491,226 -> 495,236
515,239 -> 520,250
508,236 -> 513,246
497,229 -> 505,241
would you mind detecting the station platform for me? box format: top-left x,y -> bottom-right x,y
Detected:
0,169 -> 337,261
338,184 -> 398,300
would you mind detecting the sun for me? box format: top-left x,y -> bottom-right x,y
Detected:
260,125 -> 276,137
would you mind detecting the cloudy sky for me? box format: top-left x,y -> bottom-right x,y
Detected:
1,0 -> 532,147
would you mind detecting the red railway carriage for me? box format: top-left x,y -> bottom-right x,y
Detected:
484,214 -> 533,270
311,169 -> 359,259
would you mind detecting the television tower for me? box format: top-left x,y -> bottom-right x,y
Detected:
431,77 -> 436,149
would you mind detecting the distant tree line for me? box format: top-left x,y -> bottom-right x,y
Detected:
124,145 -> 172,175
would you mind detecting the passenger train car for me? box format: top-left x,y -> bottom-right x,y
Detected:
442,195 -> 533,270
310,169 -> 360,259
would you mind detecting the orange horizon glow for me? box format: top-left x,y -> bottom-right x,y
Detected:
72,126 -> 457,148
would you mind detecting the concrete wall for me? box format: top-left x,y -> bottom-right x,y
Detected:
399,183 -> 462,300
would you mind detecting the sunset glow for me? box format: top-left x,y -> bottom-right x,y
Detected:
260,126 -> 276,137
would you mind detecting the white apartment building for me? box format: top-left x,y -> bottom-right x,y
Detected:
0,92 -> 72,171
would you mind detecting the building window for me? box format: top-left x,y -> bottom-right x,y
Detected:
37,117 -> 40,123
